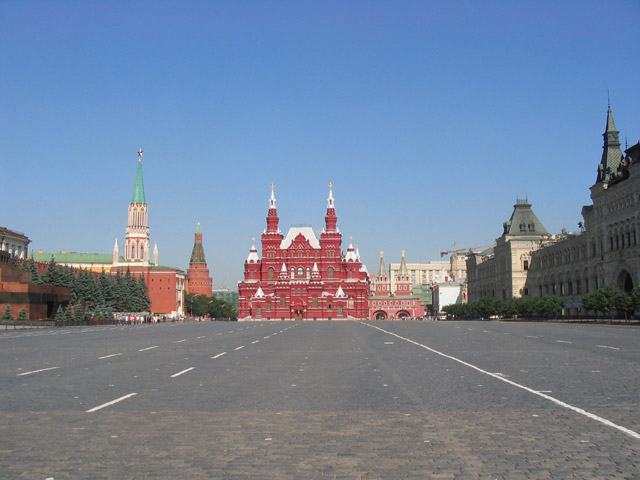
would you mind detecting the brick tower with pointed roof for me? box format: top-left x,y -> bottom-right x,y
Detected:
124,149 -> 151,264
187,222 -> 213,296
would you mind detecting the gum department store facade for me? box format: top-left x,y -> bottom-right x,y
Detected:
467,105 -> 640,315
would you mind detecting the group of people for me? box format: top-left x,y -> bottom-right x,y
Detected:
113,314 -> 167,325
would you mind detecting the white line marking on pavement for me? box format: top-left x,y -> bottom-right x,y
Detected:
211,352 -> 227,359
99,353 -> 122,360
197,336 -> 206,339
252,340 -> 260,344
17,366 -> 60,376
264,336 -> 270,339
526,335 -> 539,339
556,340 -> 572,344
234,345 -> 245,351
86,393 -> 137,412
384,342 -> 394,344
171,367 -> 195,378
361,322 -> 640,440
172,339 -> 186,343
596,345 -> 619,350
139,346 -> 159,352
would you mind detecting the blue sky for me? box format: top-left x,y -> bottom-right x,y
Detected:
2,1 -> 639,288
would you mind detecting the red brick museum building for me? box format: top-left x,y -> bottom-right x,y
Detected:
238,184 -> 370,320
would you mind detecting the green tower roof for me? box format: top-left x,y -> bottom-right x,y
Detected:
131,158 -> 146,204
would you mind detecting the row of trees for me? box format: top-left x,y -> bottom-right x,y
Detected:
19,257 -> 151,320
442,295 -> 564,319
442,284 -> 640,320
582,284 -> 640,319
2,305 -> 29,322
185,292 -> 237,320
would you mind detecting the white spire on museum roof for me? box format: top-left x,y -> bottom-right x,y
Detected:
327,181 -> 335,209
345,236 -> 357,262
246,238 -> 260,263
269,182 -> 277,209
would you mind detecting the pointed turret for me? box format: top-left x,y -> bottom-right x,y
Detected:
113,238 -> 119,264
345,236 -> 357,262
279,263 -> 289,279
189,222 -> 207,265
324,182 -> 338,233
266,182 -> 280,234
186,223 -> 212,295
399,250 -> 409,275
394,250 -> 412,296
596,103 -> 623,184
246,238 -> 260,263
124,149 -> 151,263
378,251 -> 387,277
131,149 -> 146,204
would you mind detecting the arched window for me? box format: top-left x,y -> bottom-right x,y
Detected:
268,267 -> 274,280
328,266 -> 334,279
297,267 -> 304,279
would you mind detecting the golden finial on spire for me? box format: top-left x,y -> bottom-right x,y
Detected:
271,182 -> 275,189
349,235 -> 353,242
401,250 -> 405,256
329,181 -> 333,189
137,148 -> 143,161
380,251 -> 384,257
251,237 -> 255,243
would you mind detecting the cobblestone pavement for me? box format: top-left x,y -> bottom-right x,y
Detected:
2,408 -> 638,479
1,321 -> 638,479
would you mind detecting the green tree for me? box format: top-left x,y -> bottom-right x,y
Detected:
209,296 -> 237,320
631,286 -> 640,313
2,305 -> 14,322
17,307 -> 28,322
507,297 -> 535,317
28,258 -> 40,283
54,305 -> 65,323
537,295 -> 563,316
73,303 -> 84,323
581,290 -> 599,316
442,303 -> 469,319
471,296 -> 504,318
63,304 -> 73,323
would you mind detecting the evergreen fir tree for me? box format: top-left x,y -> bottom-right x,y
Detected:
17,307 -> 28,322
54,305 -> 65,323
28,258 -> 40,283
63,304 -> 73,323
10,255 -> 19,266
2,305 -> 14,322
136,275 -> 151,311
73,303 -> 84,323
41,257 -> 58,285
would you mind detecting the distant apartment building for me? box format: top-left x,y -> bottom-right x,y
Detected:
389,256 -> 465,291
